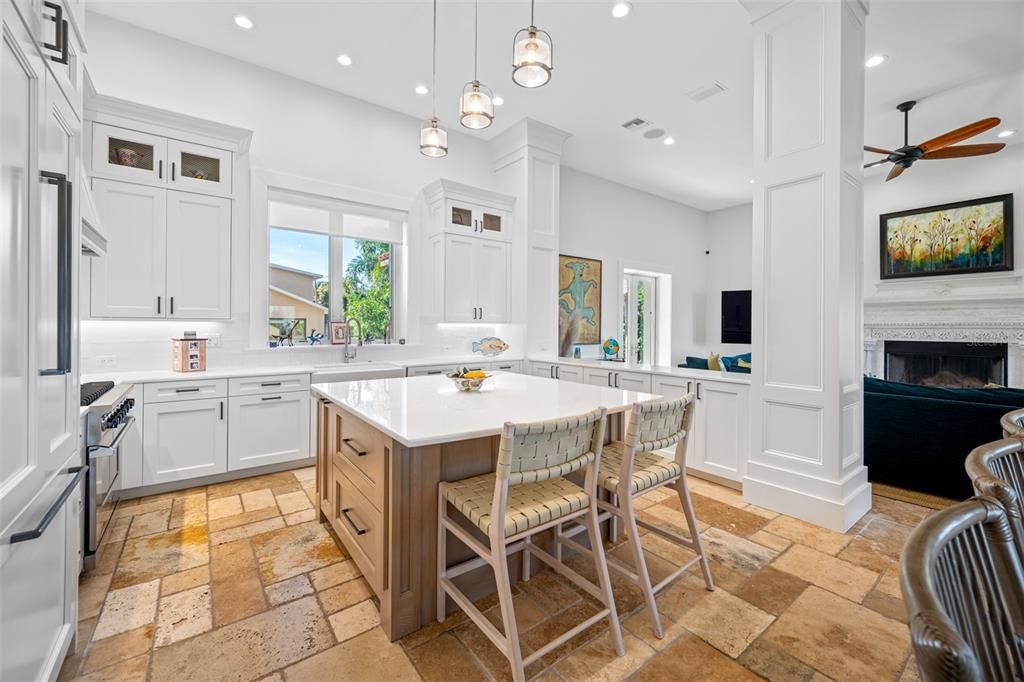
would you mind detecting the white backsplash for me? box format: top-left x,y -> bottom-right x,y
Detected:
80,315 -> 526,373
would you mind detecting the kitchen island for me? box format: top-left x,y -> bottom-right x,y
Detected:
311,372 -> 657,640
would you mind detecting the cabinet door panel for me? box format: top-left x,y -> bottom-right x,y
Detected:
616,371 -> 651,393
89,179 -> 166,317
475,240 -> 509,322
166,191 -> 230,319
167,139 -> 232,196
583,368 -> 613,387
143,398 -> 227,485
443,234 -> 476,322
91,123 -> 167,186
693,382 -> 748,482
531,362 -> 554,379
555,364 -> 585,383
228,392 -> 310,471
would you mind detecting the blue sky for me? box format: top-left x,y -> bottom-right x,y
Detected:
269,228 -> 359,281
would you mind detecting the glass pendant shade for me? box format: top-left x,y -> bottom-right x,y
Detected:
419,118 -> 448,157
512,26 -> 552,88
459,81 -> 494,129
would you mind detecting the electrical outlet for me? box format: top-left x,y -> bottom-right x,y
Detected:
96,355 -> 117,368
207,333 -> 221,348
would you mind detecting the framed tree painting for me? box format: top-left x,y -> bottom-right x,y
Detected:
558,254 -> 601,356
880,194 -> 1013,279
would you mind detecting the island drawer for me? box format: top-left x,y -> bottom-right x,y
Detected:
145,378 -> 228,403
331,464 -> 383,594
229,373 -> 310,396
331,410 -> 387,510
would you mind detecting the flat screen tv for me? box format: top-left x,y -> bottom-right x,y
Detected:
721,290 -> 752,344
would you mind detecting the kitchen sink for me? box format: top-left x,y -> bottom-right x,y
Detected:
311,361 -> 406,383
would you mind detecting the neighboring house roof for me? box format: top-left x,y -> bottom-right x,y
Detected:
268,285 -> 328,312
269,263 -> 323,280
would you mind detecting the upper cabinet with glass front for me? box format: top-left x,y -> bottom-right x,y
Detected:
423,179 -> 514,243
445,200 -> 510,242
92,123 -> 233,197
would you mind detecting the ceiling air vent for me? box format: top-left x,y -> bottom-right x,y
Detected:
620,117 -> 650,131
687,81 -> 728,102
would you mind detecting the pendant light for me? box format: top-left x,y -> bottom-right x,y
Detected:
459,0 -> 494,129
420,0 -> 448,157
511,0 -> 553,88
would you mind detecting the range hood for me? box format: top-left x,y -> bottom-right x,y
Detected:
80,163 -> 106,257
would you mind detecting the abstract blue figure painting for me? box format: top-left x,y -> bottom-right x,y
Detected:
558,254 -> 601,357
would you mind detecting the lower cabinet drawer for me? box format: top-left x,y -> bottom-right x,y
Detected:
228,373 -> 310,396
331,465 -> 384,594
145,378 -> 227,403
332,410 -> 387,510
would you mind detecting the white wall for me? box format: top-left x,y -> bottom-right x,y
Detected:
81,13 -> 518,372
863,143 -> 1024,297
705,203 -> 753,357
558,167 -> 709,363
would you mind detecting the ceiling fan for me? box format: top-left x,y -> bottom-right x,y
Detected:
864,100 -> 1005,181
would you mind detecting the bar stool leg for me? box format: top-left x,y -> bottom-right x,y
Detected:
437,488 -> 448,622
491,541 -> 526,682
622,488 -> 664,638
676,473 -> 714,591
584,503 -> 626,657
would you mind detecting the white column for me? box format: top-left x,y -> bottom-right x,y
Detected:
743,0 -> 871,531
490,119 -> 571,356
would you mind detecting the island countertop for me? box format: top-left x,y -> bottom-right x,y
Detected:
311,372 -> 659,448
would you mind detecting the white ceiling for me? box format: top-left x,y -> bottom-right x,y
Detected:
88,1 -> 1023,212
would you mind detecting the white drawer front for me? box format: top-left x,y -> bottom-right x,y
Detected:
229,373 -> 310,396
489,360 -> 521,373
144,378 -> 228,403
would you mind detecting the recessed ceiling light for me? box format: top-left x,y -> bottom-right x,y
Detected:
493,95 -> 505,106
997,129 -> 1015,138
234,15 -> 253,29
865,54 -> 887,68
749,179 -> 755,184
336,54 -> 353,67
415,84 -> 429,95
663,136 -> 676,146
611,2 -> 632,18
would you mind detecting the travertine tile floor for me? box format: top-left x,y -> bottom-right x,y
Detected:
60,467 -> 927,682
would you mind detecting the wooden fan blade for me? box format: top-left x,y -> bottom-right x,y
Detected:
922,143 -> 1005,160
864,159 -> 890,169
918,117 -> 1001,153
886,164 -> 906,181
864,145 -> 894,155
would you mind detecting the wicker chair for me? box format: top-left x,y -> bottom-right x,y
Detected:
1002,408 -> 1024,438
553,396 -> 714,639
900,496 -> 1024,681
966,436 -> 1024,557
437,408 -> 624,682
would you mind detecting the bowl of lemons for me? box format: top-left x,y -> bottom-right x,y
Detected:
447,368 -> 491,392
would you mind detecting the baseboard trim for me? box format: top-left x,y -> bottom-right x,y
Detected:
743,473 -> 872,532
118,458 -> 315,500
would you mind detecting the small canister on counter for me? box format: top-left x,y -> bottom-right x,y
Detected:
172,332 -> 207,372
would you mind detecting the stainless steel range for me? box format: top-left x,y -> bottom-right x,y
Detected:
80,381 -> 136,570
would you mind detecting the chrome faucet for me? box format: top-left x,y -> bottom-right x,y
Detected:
342,317 -> 363,362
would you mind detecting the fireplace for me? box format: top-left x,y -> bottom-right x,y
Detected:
885,341 -> 1008,387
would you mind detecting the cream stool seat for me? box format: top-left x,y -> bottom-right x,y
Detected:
441,473 -> 590,537
598,441 -> 682,494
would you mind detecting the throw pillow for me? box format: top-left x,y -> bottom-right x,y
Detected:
708,353 -> 722,371
684,355 -> 709,370
738,359 -> 751,368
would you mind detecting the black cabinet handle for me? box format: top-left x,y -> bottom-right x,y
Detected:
175,387 -> 200,393
687,381 -> 692,394
42,2 -> 68,65
10,466 -> 87,543
171,162 -> 176,181
340,508 -> 368,535
38,171 -> 71,377
170,297 -> 174,315
157,296 -> 161,314
342,438 -> 367,457
696,383 -> 703,400
261,395 -> 282,401
261,382 -> 281,387
220,401 -> 224,419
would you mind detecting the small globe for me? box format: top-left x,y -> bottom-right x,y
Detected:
602,338 -> 620,357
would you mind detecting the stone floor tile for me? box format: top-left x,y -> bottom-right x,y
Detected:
207,471 -> 301,499
241,488 -> 277,512
517,569 -> 586,613
667,493 -> 769,538
160,564 -> 210,597
155,584 -> 212,647
632,631 -> 761,681
407,632 -> 488,681
149,595 -> 332,682
748,530 -> 792,553
734,566 -> 809,616
737,639 -> 820,682
209,506 -> 281,532
110,526 -> 209,589
742,504 -> 780,520
555,629 -> 656,681
285,508 -> 317,525
127,508 -> 171,538
113,498 -> 173,520
679,589 -> 774,657
209,517 -> 286,545
452,616 -> 543,682
837,536 -> 900,574
81,625 -> 153,674
871,495 -> 931,527
328,600 -> 381,643
310,559 -> 362,591
94,579 -> 160,640
266,574 -> 315,607
688,479 -> 747,508
282,627 -> 420,681
401,611 -> 468,650
761,586 -> 910,681
101,516 -> 132,546
275,490 -> 314,515
207,495 -> 243,520
858,517 -> 915,558
639,502 -> 705,538
168,493 -> 207,530
623,572 -> 712,650
85,541 -> 123,577
875,569 -> 902,598
319,577 -> 375,614
211,538 -> 267,626
637,532 -> 698,568
772,544 -> 879,603
763,516 -> 853,556
521,600 -> 605,666
74,653 -> 150,682
79,573 -> 113,620
701,527 -> 779,575
251,521 -> 345,583
863,588 -> 909,624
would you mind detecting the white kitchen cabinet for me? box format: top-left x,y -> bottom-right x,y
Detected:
475,239 -> 509,322
583,367 -> 651,392
406,365 -> 454,377
143,397 -> 227,485
228,390 -> 310,471
89,179 -> 166,317
167,138 -> 233,196
435,234 -> 510,323
442,235 -> 476,322
92,123 -> 169,186
165,191 -> 231,318
445,199 -> 510,243
531,361 -> 585,383
489,360 -> 522,373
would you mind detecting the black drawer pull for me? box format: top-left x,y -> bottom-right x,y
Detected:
262,395 -> 282,401
342,438 -> 367,457
10,466 -> 87,544
340,508 -> 368,535
175,387 -> 200,393
260,382 -> 281,387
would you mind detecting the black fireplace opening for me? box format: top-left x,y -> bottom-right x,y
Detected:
885,341 -> 1008,388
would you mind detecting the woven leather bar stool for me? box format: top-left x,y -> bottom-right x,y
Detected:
1002,407 -> 1024,437
554,395 -> 714,639
436,407 -> 624,682
965,435 -> 1024,557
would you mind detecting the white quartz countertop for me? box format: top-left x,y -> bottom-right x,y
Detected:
312,372 -> 658,448
527,356 -> 752,386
